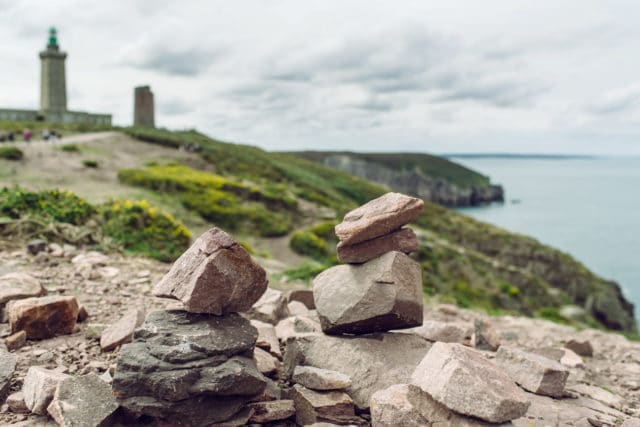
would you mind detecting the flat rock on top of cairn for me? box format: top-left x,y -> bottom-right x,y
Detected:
334,192 -> 424,245
313,251 -> 423,335
153,227 -> 268,314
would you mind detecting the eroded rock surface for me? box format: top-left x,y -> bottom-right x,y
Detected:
337,227 -> 419,264
8,296 -> 79,339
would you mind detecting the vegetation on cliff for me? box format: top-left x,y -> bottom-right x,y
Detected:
0,187 -> 190,261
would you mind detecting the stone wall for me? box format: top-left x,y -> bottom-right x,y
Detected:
0,108 -> 111,126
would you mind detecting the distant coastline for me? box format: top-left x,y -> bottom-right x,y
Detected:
444,153 -> 597,160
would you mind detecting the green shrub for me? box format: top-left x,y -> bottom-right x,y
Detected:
0,147 -> 24,161
82,160 -> 99,168
60,144 -> 80,152
0,188 -> 96,225
535,307 -> 570,325
118,164 -> 294,237
290,230 -> 328,259
101,199 -> 191,262
281,263 -> 328,283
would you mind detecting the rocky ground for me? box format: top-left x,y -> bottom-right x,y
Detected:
0,239 -> 638,426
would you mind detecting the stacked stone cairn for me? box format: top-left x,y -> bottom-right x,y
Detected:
313,192 -> 425,335
111,227 -> 272,426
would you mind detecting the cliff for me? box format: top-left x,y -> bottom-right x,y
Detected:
289,151 -> 504,207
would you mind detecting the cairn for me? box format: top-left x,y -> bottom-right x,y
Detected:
313,192 -> 425,335
111,227 -> 270,426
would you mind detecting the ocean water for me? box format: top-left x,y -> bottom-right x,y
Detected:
451,156 -> 640,322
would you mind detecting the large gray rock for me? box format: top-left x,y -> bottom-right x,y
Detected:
335,192 -> 424,245
411,342 -> 530,423
337,227 -> 419,264
313,251 -> 423,335
371,384 -> 503,427
0,346 -> 16,400
112,310 -> 268,426
0,272 -> 46,311
153,227 -> 268,314
23,367 -> 69,415
284,332 -> 431,409
496,346 -> 569,398
100,307 -> 145,352
8,296 -> 79,339
47,373 -> 118,426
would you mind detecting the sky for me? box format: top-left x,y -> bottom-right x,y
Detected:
1,0 -> 640,155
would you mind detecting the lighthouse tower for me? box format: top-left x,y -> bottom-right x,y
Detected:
39,27 -> 67,113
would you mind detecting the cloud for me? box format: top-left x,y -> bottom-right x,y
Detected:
124,45 -> 224,76
587,84 -> 640,115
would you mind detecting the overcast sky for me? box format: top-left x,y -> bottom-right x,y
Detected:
2,1 -> 640,154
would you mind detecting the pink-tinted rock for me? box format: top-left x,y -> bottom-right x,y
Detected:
8,296 -> 79,340
335,193 -> 424,245
337,227 -> 420,264
153,227 -> 268,314
411,342 -> 529,423
0,272 -> 46,310
100,308 -> 145,352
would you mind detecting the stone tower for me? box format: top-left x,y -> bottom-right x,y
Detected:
39,27 -> 67,113
134,86 -> 155,127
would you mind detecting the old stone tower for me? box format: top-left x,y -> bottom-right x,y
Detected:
134,86 -> 155,127
40,27 -> 67,113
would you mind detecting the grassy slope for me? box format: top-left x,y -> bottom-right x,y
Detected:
122,127 -> 636,333
288,150 -> 491,189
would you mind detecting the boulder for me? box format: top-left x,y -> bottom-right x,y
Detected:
289,384 -> 357,426
23,367 -> 69,415
100,307 -> 145,351
8,296 -> 79,340
370,384 -> 501,427
411,342 -> 529,423
47,373 -> 119,426
0,346 -> 16,400
337,227 -> 419,264
287,289 -> 316,309
565,339 -> 594,357
533,347 -> 584,369
335,192 -> 424,245
406,320 -> 474,345
313,251 -> 423,335
293,366 -> 352,391
5,330 -> 26,351
251,319 -> 282,357
0,272 -> 46,311
245,287 -> 289,324
284,332 -> 431,409
248,400 -> 296,423
153,227 -> 268,314
112,310 -> 268,426
495,346 -> 569,398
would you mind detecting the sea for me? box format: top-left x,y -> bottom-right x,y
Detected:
450,156 -> 640,323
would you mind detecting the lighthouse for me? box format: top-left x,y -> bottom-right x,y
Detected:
39,27 -> 67,114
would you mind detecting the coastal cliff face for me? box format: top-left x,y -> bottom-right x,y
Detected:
310,153 -> 504,207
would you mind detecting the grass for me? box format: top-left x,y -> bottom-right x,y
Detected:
60,144 -> 80,153
82,160 -> 99,168
0,147 -> 23,160
0,120 -> 112,137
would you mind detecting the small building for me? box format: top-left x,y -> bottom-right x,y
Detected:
133,85 -> 155,128
0,27 -> 112,125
